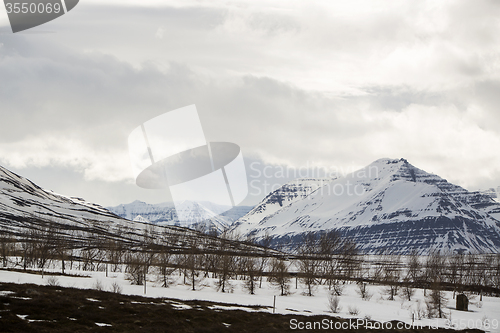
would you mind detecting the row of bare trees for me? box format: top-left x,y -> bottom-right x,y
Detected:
2,222 -> 500,303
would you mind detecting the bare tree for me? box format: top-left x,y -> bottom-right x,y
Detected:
319,231 -> 343,290
52,224 -> 71,274
383,255 -> 401,301
339,239 -> 359,279
125,226 -> 157,286
107,226 -> 125,273
35,224 -> 55,269
407,250 -> 421,283
216,251 -> 234,293
81,238 -> 100,272
0,231 -> 14,268
492,254 -> 500,292
297,233 -> 320,296
242,256 -> 259,295
330,279 -> 345,296
185,243 -> 203,291
356,282 -> 372,300
400,276 -> 415,301
156,231 -> 178,288
475,256 -> 488,301
257,233 -> 272,288
268,257 -> 290,296
125,250 -> 147,285
426,280 -> 448,319
215,232 -> 236,293
448,254 -> 465,298
423,251 -> 445,296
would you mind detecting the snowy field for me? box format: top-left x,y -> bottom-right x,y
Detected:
1,266 -> 499,332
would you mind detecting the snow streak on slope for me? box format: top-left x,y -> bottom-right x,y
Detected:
233,159 -> 500,254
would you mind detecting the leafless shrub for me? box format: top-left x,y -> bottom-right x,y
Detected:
111,281 -> 122,294
348,305 -> 359,315
328,292 -> 341,313
46,276 -> 59,287
414,300 -> 426,320
93,279 -> 104,291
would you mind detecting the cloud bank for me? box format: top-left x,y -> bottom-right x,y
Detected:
0,0 -> 499,205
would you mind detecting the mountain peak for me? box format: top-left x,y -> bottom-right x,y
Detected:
361,157 -> 438,185
370,157 -> 407,165
233,158 -> 500,254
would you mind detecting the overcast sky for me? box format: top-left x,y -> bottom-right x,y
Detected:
0,0 -> 499,207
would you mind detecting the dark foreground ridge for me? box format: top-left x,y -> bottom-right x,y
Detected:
0,282 -> 483,333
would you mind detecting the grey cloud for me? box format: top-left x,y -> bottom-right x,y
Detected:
1,1 -> 500,207
2,35 -> 498,170
0,36 -> 201,147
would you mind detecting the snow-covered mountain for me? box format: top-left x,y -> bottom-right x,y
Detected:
0,163 -> 160,246
107,200 -> 253,233
232,158 -> 500,254
0,164 -> 126,228
0,164 -> 271,256
232,178 -> 334,234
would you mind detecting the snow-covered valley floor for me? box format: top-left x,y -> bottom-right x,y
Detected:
1,266 -> 499,332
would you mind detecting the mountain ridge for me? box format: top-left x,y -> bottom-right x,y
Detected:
231,158 -> 500,254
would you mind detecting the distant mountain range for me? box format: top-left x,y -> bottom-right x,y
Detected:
231,158 -> 500,254
107,200 -> 253,233
3,159 -> 500,255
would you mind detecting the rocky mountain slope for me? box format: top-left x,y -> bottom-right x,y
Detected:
231,158 -> 500,254
232,178 -> 333,235
0,164 -> 128,232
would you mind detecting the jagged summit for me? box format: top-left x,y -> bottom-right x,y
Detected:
232,158 -> 500,254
